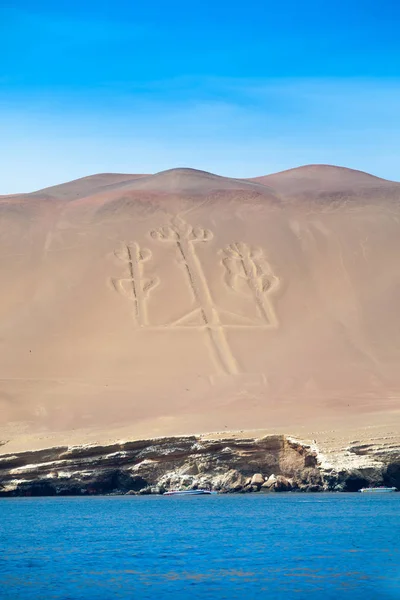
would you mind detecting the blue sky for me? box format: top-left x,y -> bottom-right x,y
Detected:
1,1 -> 399,193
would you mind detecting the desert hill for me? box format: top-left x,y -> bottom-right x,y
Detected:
0,164 -> 399,453
251,164 -> 400,202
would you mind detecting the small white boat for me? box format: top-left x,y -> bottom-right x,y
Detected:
359,486 -> 397,493
163,489 -> 216,496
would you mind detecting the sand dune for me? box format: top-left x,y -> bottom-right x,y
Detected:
0,164 -> 399,452
27,173 -> 149,202
251,164 -> 398,193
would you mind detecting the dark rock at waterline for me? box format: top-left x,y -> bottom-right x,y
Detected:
0,434 -> 398,497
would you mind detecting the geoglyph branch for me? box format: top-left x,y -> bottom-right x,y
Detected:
113,242 -> 158,326
150,216 -> 213,244
150,218 -> 239,375
222,242 -> 279,326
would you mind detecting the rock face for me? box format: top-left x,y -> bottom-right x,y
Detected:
250,473 -> 265,487
260,474 -> 293,492
0,434 -> 398,497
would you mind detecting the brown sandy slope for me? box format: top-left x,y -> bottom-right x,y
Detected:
250,164 -> 400,201
0,165 -> 399,453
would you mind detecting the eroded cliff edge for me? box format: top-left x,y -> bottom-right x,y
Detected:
0,434 -> 399,496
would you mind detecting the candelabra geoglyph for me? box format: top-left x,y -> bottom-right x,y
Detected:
111,217 -> 280,374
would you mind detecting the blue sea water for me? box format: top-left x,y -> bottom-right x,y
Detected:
0,494 -> 399,600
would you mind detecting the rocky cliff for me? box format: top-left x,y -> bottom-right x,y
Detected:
1,433 -> 399,496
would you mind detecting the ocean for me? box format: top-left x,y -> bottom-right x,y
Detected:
1,494 -> 399,599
